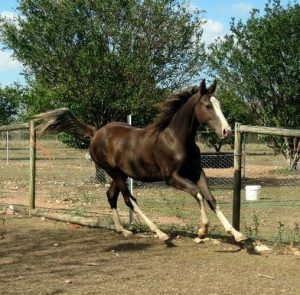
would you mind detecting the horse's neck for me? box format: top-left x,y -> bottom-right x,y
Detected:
167,97 -> 198,143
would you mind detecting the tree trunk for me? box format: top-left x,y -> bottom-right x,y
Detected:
290,138 -> 300,171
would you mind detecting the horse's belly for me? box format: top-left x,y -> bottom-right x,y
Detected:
123,160 -> 163,182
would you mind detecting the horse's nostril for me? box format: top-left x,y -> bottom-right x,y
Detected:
223,128 -> 231,138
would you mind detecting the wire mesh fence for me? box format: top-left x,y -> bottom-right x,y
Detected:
1,127 -> 299,244
0,129 -> 234,234
0,129 -> 30,204
239,133 -> 300,244
131,152 -> 234,190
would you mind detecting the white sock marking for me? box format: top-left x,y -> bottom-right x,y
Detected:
112,208 -> 132,236
196,193 -> 209,229
130,199 -> 169,240
112,208 -> 124,232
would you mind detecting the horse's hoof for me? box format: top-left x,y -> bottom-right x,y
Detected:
158,233 -> 170,241
197,228 -> 208,239
234,232 -> 247,242
122,230 -> 134,237
116,228 -> 133,237
164,238 -> 176,247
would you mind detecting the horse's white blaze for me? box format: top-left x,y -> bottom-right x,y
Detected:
130,198 -> 169,241
210,96 -> 231,133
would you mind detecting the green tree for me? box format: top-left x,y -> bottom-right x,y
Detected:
207,0 -> 300,168
0,85 -> 25,125
0,0 -> 205,130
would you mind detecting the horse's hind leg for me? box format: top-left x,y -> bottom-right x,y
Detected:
107,181 -> 133,237
118,180 -> 169,241
128,197 -> 169,241
197,170 -> 246,242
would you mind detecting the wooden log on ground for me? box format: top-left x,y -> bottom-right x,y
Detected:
30,209 -> 108,228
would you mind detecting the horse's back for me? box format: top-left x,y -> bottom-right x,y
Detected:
89,122 -> 141,159
89,122 -> 162,181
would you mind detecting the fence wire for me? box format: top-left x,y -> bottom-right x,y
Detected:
0,131 -> 234,235
0,130 -> 30,204
240,133 -> 300,244
1,129 -> 299,244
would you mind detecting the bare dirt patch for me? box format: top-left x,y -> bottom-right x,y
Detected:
1,214 -> 300,295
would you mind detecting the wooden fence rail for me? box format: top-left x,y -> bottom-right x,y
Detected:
239,125 -> 300,137
0,123 -> 29,132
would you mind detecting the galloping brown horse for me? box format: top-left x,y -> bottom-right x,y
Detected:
35,80 -> 246,242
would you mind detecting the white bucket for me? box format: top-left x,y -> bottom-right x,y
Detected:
245,185 -> 261,201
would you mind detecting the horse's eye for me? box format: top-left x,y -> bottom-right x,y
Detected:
206,104 -> 213,110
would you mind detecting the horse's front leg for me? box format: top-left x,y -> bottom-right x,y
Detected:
197,170 -> 246,242
168,171 -> 209,238
194,192 -> 210,239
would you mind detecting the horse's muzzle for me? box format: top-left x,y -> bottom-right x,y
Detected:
222,127 -> 232,139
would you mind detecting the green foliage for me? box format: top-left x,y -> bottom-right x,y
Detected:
207,0 -> 300,129
244,213 -> 261,240
0,85 -> 26,125
274,222 -> 300,245
0,0 -> 205,134
58,134 -> 90,149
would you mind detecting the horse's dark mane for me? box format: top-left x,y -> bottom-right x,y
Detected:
147,86 -> 199,133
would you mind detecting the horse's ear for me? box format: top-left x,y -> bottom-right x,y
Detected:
199,79 -> 207,95
208,80 -> 217,94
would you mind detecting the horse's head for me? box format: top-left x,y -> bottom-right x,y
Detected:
194,80 -> 231,139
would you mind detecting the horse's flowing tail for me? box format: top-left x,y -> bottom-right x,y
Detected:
34,108 -> 96,138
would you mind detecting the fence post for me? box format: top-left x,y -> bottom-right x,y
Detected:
232,122 -> 243,230
29,120 -> 37,214
6,130 -> 9,165
127,115 -> 134,224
